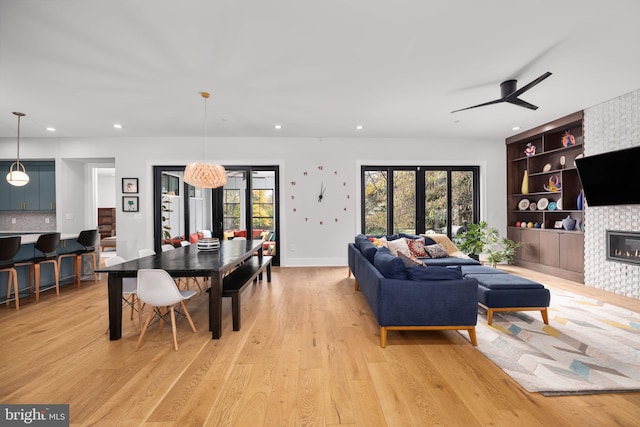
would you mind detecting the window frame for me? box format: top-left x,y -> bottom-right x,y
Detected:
360,165 -> 480,238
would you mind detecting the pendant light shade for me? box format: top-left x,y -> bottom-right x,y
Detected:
6,112 -> 29,187
183,92 -> 227,189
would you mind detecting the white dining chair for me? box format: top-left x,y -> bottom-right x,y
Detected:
138,248 -> 156,258
105,256 -> 142,328
135,269 -> 197,351
161,244 -> 175,252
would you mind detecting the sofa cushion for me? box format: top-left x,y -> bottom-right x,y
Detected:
374,248 -> 408,280
387,238 -> 411,257
421,256 -> 481,267
406,238 -> 428,257
425,243 -> 448,258
405,265 -> 464,281
398,252 -> 425,267
356,236 -> 378,264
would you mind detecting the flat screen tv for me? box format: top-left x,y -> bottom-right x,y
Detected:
575,145 -> 640,207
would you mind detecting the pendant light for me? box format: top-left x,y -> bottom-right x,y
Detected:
183,92 -> 227,188
6,112 -> 29,187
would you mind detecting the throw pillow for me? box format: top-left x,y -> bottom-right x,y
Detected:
373,248 -> 408,280
356,238 -> 378,264
425,243 -> 449,258
406,238 -> 428,258
371,237 -> 388,247
398,252 -> 425,267
405,265 -> 463,281
387,237 -> 411,257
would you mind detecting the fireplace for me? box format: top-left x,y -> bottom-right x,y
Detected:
607,230 -> 640,265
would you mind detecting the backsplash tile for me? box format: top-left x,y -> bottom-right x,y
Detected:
0,212 -> 57,232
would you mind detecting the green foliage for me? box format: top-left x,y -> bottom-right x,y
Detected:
455,221 -> 499,256
486,237 -> 524,267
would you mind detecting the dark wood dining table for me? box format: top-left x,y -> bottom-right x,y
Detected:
96,239 -> 264,340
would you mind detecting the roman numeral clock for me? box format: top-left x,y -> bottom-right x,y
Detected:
290,166 -> 350,225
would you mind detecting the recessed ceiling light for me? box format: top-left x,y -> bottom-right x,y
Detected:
274,124 -> 282,130
113,123 -> 123,129
355,125 -> 364,130
46,127 -> 56,132
512,126 -> 521,131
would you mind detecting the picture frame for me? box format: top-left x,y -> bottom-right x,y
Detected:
122,196 -> 139,212
122,178 -> 138,194
553,220 -> 563,229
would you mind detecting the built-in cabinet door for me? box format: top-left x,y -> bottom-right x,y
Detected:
9,167 -> 40,210
519,229 -> 540,263
560,233 -> 584,272
39,164 -> 56,210
539,232 -> 560,268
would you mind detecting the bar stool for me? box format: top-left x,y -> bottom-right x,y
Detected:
58,229 -> 98,288
1,236 -> 22,311
15,232 -> 61,303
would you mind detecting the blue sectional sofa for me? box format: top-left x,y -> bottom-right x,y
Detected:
348,234 -> 480,347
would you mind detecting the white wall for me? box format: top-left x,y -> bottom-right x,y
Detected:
97,170 -> 116,208
0,135 -> 506,264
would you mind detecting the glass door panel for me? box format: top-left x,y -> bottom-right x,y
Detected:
451,170 -> 474,236
393,170 -> 416,234
424,170 -> 448,234
363,170 -> 388,235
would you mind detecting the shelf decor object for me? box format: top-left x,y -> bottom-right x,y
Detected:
562,131 -> 576,147
524,142 -> 536,156
543,175 -> 561,192
518,199 -> 530,210
184,92 -> 227,189
6,112 -> 29,187
122,178 -> 138,193
537,197 -> 549,210
521,170 -> 529,194
562,215 -> 576,231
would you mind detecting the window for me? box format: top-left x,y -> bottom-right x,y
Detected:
223,189 -> 241,230
252,189 -> 274,230
362,166 -> 479,238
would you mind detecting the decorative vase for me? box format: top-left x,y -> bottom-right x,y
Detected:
521,170 -> 529,195
577,191 -> 583,210
562,215 -> 576,231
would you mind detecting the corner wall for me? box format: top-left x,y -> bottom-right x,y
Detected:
583,89 -> 640,298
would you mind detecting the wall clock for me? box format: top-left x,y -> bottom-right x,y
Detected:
290,165 -> 350,225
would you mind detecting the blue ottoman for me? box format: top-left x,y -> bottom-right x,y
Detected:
464,272 -> 550,325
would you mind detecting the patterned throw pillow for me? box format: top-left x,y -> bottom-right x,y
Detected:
405,238 -> 428,258
424,243 -> 449,258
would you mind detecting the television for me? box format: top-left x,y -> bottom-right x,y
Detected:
575,145 -> 640,207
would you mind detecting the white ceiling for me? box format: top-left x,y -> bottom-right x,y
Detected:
1,0 -> 639,141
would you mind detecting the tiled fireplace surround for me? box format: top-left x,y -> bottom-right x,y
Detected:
584,90 -> 640,299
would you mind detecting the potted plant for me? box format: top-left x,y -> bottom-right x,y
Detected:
455,221 -> 498,260
486,237 -> 524,268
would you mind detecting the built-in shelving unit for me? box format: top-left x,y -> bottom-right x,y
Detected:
506,111 -> 584,282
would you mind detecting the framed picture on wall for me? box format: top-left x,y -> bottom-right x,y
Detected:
122,177 -> 138,194
123,196 -> 139,212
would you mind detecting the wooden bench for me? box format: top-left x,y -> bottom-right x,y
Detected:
222,256 -> 272,330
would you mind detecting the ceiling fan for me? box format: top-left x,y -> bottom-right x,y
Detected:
451,71 -> 552,113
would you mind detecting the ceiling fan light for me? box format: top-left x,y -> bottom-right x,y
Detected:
6,163 -> 30,187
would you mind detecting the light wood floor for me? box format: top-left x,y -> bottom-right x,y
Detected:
1,265 -> 640,426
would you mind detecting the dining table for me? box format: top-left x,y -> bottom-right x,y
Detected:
96,239 -> 264,340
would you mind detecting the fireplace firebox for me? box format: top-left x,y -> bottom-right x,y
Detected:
607,230 -> 640,265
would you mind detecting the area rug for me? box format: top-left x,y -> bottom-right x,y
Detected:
464,288 -> 640,395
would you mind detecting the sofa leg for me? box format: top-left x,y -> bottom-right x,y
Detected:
487,309 -> 494,326
380,327 -> 387,348
540,308 -> 549,325
354,279 -> 360,291
468,327 -> 477,346
348,268 -> 351,278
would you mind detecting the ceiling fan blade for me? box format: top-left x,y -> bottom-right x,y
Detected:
451,98 -> 503,113
508,72 -> 552,98
505,97 -> 538,110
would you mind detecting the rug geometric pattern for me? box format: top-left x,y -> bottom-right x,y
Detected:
465,288 -> 640,395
